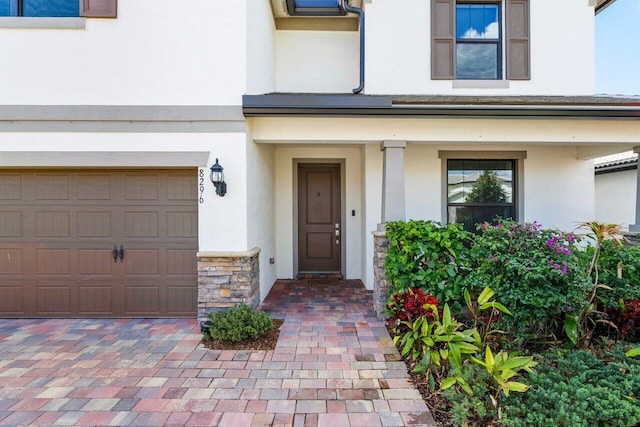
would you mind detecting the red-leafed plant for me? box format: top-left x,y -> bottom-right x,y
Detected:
607,299 -> 640,341
385,287 -> 439,325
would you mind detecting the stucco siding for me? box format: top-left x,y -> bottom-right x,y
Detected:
595,168 -> 637,230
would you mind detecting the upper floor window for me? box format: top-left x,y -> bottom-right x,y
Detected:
456,3 -> 501,79
286,0 -> 344,16
0,0 -> 116,18
1,0 -> 79,17
431,0 -> 530,81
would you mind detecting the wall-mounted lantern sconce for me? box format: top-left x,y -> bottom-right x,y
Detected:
210,158 -> 227,197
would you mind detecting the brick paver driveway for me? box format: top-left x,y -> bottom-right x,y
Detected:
0,280 -> 435,426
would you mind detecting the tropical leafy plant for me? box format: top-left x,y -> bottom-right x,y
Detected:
385,220 -> 471,304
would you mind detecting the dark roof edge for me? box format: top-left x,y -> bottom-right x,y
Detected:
596,0 -> 617,14
595,161 -> 638,175
243,94 -> 640,119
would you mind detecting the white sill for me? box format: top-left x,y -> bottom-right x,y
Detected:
0,17 -> 85,30
452,80 -> 510,89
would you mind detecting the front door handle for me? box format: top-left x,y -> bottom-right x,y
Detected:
112,245 -> 118,263
118,245 -> 124,262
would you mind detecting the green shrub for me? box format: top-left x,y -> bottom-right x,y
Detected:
385,220 -> 471,304
204,304 -> 273,343
592,240 -> 640,308
468,220 -> 590,341
503,346 -> 640,427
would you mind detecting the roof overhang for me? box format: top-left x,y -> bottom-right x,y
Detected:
595,0 -> 617,14
243,94 -> 640,120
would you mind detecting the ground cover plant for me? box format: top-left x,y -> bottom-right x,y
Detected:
201,304 -> 282,351
384,219 -> 640,426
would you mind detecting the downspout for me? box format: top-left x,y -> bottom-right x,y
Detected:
340,0 -> 365,94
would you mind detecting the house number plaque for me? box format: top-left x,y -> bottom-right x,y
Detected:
199,169 -> 205,204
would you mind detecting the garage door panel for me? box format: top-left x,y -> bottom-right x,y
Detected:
0,175 -> 21,200
127,287 -> 160,313
35,175 -> 69,200
167,286 -> 197,313
37,286 -> 71,314
77,175 -> 112,200
77,212 -> 112,237
78,249 -> 114,275
167,250 -> 197,275
125,175 -> 158,200
0,249 -> 24,274
125,212 -> 159,238
0,287 -> 24,313
78,286 -> 113,313
168,175 -> 198,200
37,249 -> 71,275
0,212 -> 22,237
125,249 -> 159,275
36,212 -> 70,237
0,169 -> 197,318
167,212 -> 197,238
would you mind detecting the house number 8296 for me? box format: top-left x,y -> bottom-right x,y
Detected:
199,169 -> 205,204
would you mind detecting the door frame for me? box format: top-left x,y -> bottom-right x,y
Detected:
293,159 -> 346,277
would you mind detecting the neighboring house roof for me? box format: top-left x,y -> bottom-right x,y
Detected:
595,151 -> 638,174
596,0 -> 617,14
243,94 -> 640,119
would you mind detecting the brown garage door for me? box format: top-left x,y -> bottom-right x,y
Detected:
0,170 -> 198,317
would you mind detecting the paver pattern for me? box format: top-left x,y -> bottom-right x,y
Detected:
0,279 -> 435,426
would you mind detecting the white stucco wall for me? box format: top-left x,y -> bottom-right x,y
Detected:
273,0 -> 596,95
595,169 -> 637,230
247,0 -> 276,95
246,137 -> 278,301
0,0 -> 247,105
0,132 -> 250,251
274,145 -> 364,281
364,0 -> 595,96
524,146 -> 594,230
275,30 -> 359,93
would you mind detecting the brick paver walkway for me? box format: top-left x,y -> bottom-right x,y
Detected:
0,280 -> 435,426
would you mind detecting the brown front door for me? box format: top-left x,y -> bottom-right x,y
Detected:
0,169 -> 197,318
298,163 -> 341,273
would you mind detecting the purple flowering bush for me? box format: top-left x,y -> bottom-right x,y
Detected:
468,220 -> 590,341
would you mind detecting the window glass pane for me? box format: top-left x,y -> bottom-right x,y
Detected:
448,206 -> 514,232
295,0 -> 339,7
456,43 -> 498,79
24,0 -> 79,17
0,0 -> 12,16
447,159 -> 513,203
456,4 -> 499,39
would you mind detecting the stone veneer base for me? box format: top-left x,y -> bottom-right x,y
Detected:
197,247 -> 260,324
373,231 -> 390,319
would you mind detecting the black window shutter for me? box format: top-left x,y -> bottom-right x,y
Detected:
80,0 -> 117,18
431,0 -> 455,80
506,0 -> 530,80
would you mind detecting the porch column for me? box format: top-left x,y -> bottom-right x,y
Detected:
378,140 -> 407,230
631,147 -> 640,233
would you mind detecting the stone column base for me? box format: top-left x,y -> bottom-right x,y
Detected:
197,248 -> 260,324
373,231 -> 390,319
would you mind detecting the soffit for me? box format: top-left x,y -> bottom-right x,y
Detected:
270,0 -> 362,31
